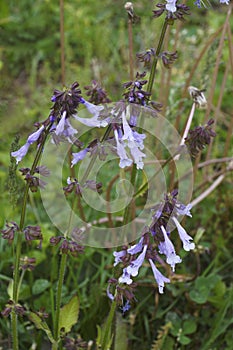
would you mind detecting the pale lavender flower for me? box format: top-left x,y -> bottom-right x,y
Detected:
118,268 -> 133,285
107,284 -> 115,301
74,99 -> 108,127
119,245 -> 148,284
149,259 -> 170,294
55,111 -> 67,136
176,203 -> 192,217
166,0 -> 177,12
173,217 -> 195,252
121,112 -> 146,169
71,148 -> 89,167
127,237 -> 144,255
114,129 -> 133,168
219,0 -> 229,4
11,125 -> 44,164
113,250 -> 127,266
55,111 -> 78,143
159,226 -> 182,272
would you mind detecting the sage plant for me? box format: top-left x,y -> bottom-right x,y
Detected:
1,0 -> 229,349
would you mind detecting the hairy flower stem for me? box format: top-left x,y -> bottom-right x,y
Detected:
122,19 -> 170,225
101,299 -> 117,350
53,253 -> 67,346
11,126 -> 52,350
147,19 -> 169,95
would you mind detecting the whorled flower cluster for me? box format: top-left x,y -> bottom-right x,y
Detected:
107,190 -> 195,310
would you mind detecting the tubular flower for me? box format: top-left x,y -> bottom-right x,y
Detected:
71,148 -> 89,167
159,226 -> 182,272
114,129 -> 133,168
121,111 -> 146,169
166,0 -> 177,12
110,191 -> 195,303
173,217 -> 195,251
74,98 -> 108,127
11,125 -> 44,164
149,259 -> 170,294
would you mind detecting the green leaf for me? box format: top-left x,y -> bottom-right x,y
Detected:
189,286 -> 209,304
7,279 -> 13,299
183,320 -> 197,335
179,334 -> 191,345
28,312 -> 54,343
32,279 -> 50,295
59,295 -> 79,334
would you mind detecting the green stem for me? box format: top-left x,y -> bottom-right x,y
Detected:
133,155 -> 175,199
54,253 -> 67,342
101,299 -> 117,350
11,126 -> 51,350
123,164 -> 137,225
147,19 -> 169,95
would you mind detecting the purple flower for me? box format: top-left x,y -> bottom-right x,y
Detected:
74,99 -> 108,127
166,0 -> 177,12
114,129 -> 133,168
194,0 -> 201,7
122,300 -> 131,313
159,226 -> 182,272
11,125 -> 44,164
55,111 -> 79,143
113,249 -> 127,266
119,245 -> 148,284
121,112 -> 146,169
173,217 -> 195,252
149,259 -> 170,294
127,237 -> 144,255
219,0 -> 229,3
118,268 -> 133,285
176,203 -> 192,217
107,284 -> 115,301
71,148 -> 89,167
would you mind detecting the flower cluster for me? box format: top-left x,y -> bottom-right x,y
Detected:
1,222 -> 42,247
50,235 -> 84,257
185,119 -> 216,157
20,257 -> 36,271
123,72 -> 150,106
108,191 -> 195,310
19,165 -> 50,192
63,177 -> 102,196
84,80 -> 111,105
161,50 -> 178,69
113,110 -> 146,169
1,300 -> 25,318
152,2 -> 190,21
11,82 -> 109,164
136,48 -> 156,68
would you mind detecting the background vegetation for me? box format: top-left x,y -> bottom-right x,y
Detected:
0,1 -> 232,349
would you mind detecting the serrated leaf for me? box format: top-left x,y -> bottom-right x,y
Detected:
59,295 -> 79,334
32,279 -> 50,295
28,312 -> 54,343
